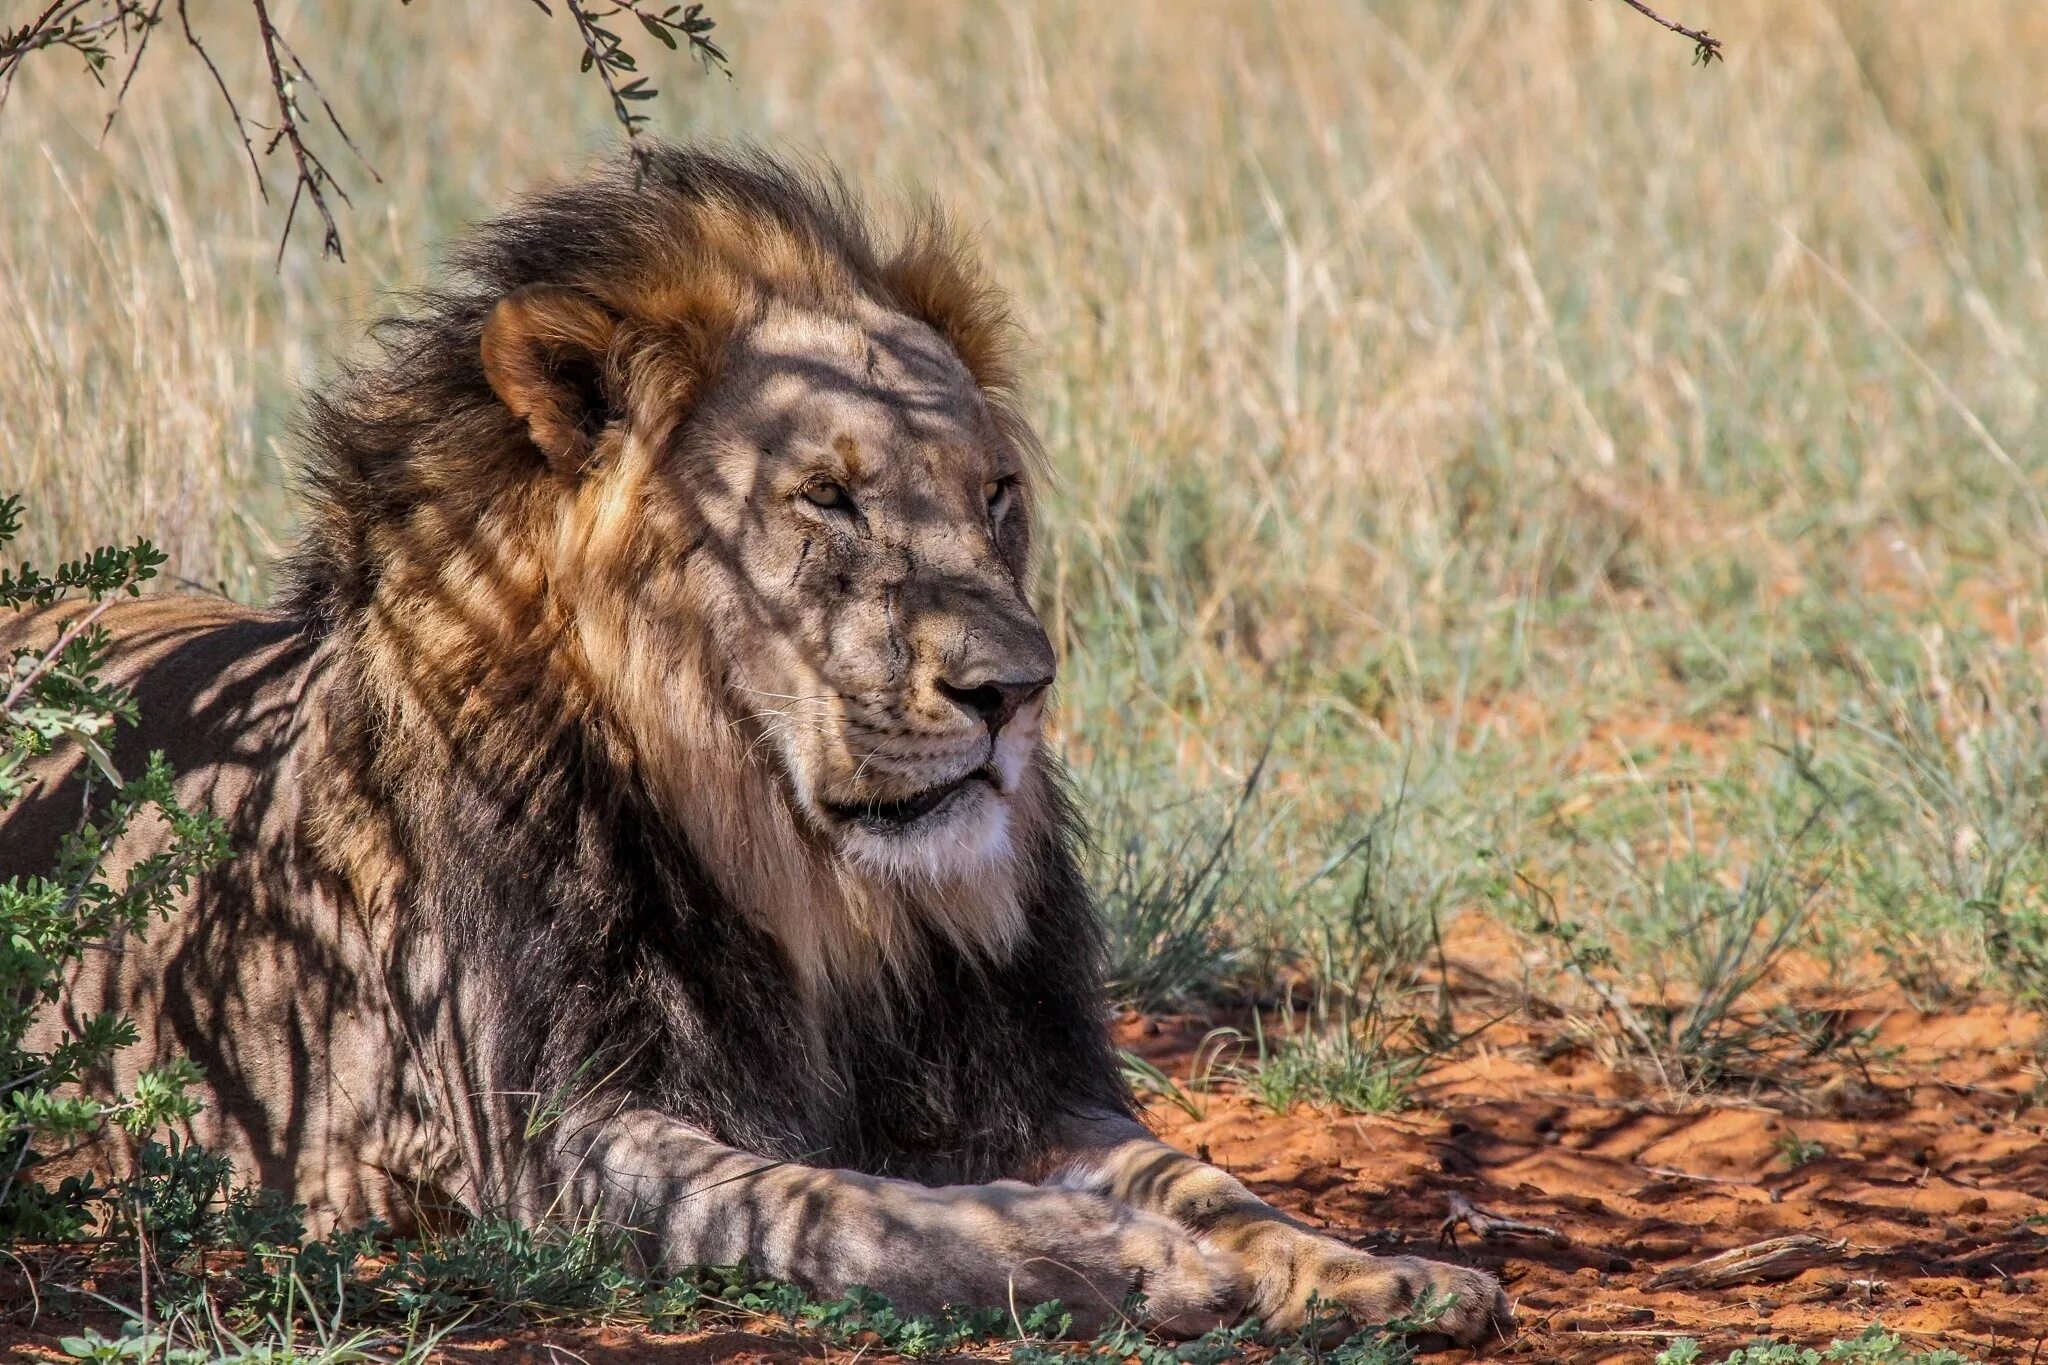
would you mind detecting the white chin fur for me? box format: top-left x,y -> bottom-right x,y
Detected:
839,785 -> 1014,884
990,723 -> 1034,792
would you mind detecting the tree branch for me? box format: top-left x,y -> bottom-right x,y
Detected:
248,0 -> 349,261
1,1 -> 728,262
0,0 -> 148,107
550,0 -> 729,178
98,0 -> 161,138
1609,0 -> 1725,65
173,0 -> 262,193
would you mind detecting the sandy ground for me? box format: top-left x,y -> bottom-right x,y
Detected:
1122,1002 -> 2048,1363
5,1001 -> 2043,1364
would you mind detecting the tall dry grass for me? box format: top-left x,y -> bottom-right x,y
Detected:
4,0 -> 2045,1010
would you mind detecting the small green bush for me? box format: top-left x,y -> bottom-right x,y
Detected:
1,492 -> 228,1240
1656,1324 -> 1981,1365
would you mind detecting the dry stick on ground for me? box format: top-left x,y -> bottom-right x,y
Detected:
1607,0 -> 1725,65
1437,1192 -> 1571,1250
1636,1164 -> 1756,1187
1646,1235 -> 1846,1290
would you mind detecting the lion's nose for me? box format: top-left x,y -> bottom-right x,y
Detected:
936,673 -> 1053,737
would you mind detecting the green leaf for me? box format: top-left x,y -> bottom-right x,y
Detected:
639,13 -> 678,49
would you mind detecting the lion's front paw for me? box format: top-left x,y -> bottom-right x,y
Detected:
1234,1227 -> 1511,1346
1072,1204 -> 1249,1337
932,1184 -> 1248,1337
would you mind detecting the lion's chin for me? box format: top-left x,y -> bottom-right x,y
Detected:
829,776 -> 1016,883
819,768 -> 997,836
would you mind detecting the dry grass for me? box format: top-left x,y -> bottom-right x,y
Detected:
3,0 -> 2046,1028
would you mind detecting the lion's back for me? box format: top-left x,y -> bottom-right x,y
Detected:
1,595 -> 311,879
7,596 -> 435,1228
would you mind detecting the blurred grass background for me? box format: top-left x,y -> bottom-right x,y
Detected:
3,0 -> 2045,1060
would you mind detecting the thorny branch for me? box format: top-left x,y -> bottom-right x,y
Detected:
541,1 -> 729,178
0,0 -> 153,102
1606,0 -> 1725,66
0,1 -> 728,261
174,0 -> 259,189
249,0 -> 365,262
98,0 -> 160,136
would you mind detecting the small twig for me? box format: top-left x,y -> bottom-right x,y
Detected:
1608,0 -> 1725,65
1524,1088 -> 1781,1117
1,2 -> 99,103
0,1247 -> 43,1325
1,584 -> 132,715
0,1141 -> 37,1236
97,0 -> 160,137
1437,1191 -> 1570,1249
1646,1235 -> 1845,1290
1636,1164 -> 1756,1187
551,0 -> 728,179
0,1 -> 75,69
248,0 -> 347,261
267,21 -> 377,186
1930,1227 -> 2048,1273
561,0 -> 652,174
166,1 -> 260,193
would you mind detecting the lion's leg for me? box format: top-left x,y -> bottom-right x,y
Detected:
1047,1117 -> 1511,1345
543,1108 -> 1244,1333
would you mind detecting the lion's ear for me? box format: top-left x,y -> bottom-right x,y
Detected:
481,285 -> 622,473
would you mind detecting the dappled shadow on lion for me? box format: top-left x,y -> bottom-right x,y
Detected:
3,142 -> 1511,1349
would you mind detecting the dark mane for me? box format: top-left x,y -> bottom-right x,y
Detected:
281,143 -> 1021,633
423,737 -> 1128,1183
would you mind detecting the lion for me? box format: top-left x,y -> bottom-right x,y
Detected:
5,146 -> 1509,1343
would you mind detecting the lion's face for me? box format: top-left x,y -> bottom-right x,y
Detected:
673,302 -> 1054,876
483,288 -> 1040,892
331,156 -> 1072,980
464,176 -> 1062,937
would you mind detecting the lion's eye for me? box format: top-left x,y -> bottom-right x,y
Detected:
985,476 -> 1017,521
801,480 -> 853,513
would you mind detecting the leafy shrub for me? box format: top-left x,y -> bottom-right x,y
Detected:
1,493 -> 228,1240
1656,1324 -> 1980,1365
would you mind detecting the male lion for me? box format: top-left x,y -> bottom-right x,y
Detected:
6,146 -> 1508,1343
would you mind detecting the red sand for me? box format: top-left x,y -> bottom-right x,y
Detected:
5,1000 -> 2043,1364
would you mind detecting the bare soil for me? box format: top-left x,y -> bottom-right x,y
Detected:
1123,999 -> 2048,1363
5,998 -> 2043,1365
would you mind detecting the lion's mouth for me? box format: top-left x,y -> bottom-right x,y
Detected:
823,769 -> 995,835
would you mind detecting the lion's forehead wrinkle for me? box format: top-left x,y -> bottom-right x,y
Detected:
748,299 -> 964,387
829,432 -> 865,478
698,442 -> 768,521
722,314 -> 990,480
